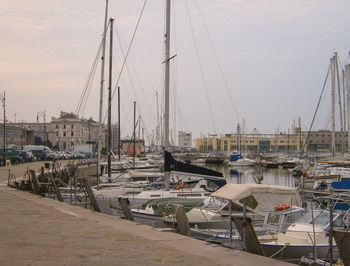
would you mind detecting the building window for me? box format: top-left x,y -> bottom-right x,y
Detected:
63,132 -> 66,137
55,125 -> 58,129
63,124 -> 66,129
71,124 -> 74,129
71,132 -> 74,137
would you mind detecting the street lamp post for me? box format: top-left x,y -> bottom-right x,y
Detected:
37,110 -> 46,146
0,92 -> 5,165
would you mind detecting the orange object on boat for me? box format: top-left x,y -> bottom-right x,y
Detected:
274,205 -> 284,211
281,204 -> 290,210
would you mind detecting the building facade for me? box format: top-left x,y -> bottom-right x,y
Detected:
196,131 -> 307,154
0,125 -> 34,148
121,139 -> 144,155
6,111 -> 107,151
50,112 -> 104,151
307,130 -> 348,152
178,131 -> 192,150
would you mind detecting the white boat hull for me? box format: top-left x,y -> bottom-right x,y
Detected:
261,243 -> 339,263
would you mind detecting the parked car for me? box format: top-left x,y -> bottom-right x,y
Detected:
30,150 -> 52,161
18,150 -> 35,162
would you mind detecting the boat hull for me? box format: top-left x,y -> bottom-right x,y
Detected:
261,243 -> 339,263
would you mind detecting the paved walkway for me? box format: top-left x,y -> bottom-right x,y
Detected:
0,162 -> 290,265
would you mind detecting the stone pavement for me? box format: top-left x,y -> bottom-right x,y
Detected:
0,162 -> 290,265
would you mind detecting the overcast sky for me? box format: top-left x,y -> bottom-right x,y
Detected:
1,0 -> 350,144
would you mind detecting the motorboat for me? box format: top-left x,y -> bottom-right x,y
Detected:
229,158 -> 256,167
260,208 -> 346,262
127,197 -> 204,227
165,183 -> 300,231
228,152 -> 256,167
190,205 -> 305,244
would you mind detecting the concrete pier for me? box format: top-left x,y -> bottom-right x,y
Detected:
0,162 -> 290,265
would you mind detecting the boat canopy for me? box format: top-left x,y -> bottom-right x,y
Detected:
211,183 -> 299,216
142,198 -> 204,216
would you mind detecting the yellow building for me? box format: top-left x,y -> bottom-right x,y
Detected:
196,132 -> 307,154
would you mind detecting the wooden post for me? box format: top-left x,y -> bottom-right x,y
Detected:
49,173 -> 63,202
80,177 -> 100,212
171,204 -> 191,236
29,170 -> 41,194
118,197 -> 134,221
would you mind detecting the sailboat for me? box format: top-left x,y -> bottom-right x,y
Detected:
93,0 -> 227,217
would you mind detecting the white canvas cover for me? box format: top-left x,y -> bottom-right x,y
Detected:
210,183 -> 299,216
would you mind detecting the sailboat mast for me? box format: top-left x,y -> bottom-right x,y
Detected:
156,91 -> 159,149
164,0 -> 171,152
107,18 -> 114,178
298,117 -> 302,158
118,86 -> 121,161
347,64 -> 350,153
335,54 -> 344,153
164,0 -> 171,190
331,54 -> 336,156
97,0 -> 109,187
133,101 -> 136,168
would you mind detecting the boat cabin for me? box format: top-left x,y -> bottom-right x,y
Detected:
264,206 -> 305,233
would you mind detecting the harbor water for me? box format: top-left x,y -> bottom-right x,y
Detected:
205,164 -> 296,188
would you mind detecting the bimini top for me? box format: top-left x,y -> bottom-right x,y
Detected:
210,183 -> 299,216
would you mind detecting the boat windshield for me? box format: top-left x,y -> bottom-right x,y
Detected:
266,213 -> 281,226
298,210 -> 344,228
298,210 -> 322,224
313,212 -> 331,227
203,197 -> 228,211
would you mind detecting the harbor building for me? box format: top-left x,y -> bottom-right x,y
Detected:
307,130 -> 349,153
195,129 -> 350,154
6,111 -> 108,151
121,139 -> 144,155
50,112 -> 103,150
0,125 -> 35,148
178,131 -> 192,150
196,129 -> 307,154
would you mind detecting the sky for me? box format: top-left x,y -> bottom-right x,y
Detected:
1,0 -> 350,145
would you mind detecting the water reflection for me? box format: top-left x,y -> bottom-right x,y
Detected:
205,165 -> 295,187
